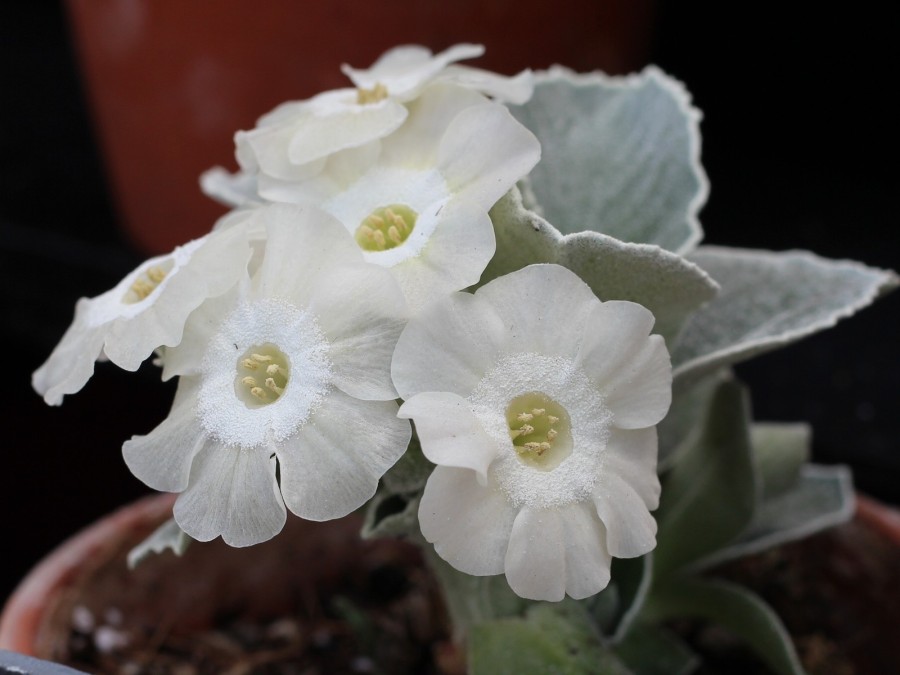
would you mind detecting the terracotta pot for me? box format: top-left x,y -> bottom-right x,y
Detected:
64,0 -> 654,254
2,493 -> 897,673
0,493 -> 453,673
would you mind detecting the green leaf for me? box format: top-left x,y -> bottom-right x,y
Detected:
608,554 -> 653,642
654,379 -> 757,576
380,433 -> 433,494
644,579 -> 805,675
422,546 -> 529,638
127,517 -> 192,569
695,464 -> 854,569
485,188 -> 718,344
751,423 -> 810,500
673,247 -> 898,385
657,369 -> 729,470
469,602 -> 634,675
511,67 -> 707,253
360,491 -> 421,540
613,623 -> 699,675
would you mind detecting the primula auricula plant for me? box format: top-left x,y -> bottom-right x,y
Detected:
34,44 -> 897,674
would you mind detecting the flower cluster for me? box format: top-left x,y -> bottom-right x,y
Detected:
34,45 -> 672,602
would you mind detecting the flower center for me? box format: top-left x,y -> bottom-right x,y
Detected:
354,204 -> 418,251
506,392 -> 573,471
122,262 -> 173,304
356,82 -> 388,104
235,343 -> 290,408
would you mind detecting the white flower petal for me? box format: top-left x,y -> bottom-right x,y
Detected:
306,263 -> 406,400
392,291 -> 508,399
388,199 -> 495,312
34,228 -> 251,402
560,502 -> 613,599
174,443 -> 286,547
122,380 -> 205,492
438,102 -> 541,209
594,428 -> 659,558
379,83 -> 489,169
277,390 -> 410,521
593,476 -> 657,560
32,299 -> 104,406
286,96 -> 407,167
602,427 -> 661,511
476,264 -> 598,357
253,203 -> 363,306
200,166 -> 260,208
603,335 -> 672,429
419,466 -> 516,576
575,300 -> 658,384
399,392 -> 500,480
342,44 -> 485,98
437,65 -> 534,104
504,506 -> 566,601
160,284 -> 242,380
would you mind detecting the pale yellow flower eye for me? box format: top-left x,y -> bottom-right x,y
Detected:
506,391 -> 572,471
235,344 -> 291,407
355,204 -> 418,252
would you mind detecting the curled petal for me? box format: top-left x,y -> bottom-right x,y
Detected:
399,392 -> 500,481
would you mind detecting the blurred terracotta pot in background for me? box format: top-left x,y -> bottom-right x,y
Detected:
64,0 -> 654,254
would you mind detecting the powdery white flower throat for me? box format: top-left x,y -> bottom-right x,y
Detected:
469,352 -> 613,510
198,297 -> 333,448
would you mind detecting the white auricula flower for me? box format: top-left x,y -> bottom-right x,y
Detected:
392,265 -> 672,601
201,43 -> 532,203
124,203 -> 410,547
249,83 -> 540,311
32,226 -> 253,406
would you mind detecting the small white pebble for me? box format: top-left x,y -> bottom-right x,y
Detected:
94,626 -> 129,653
71,605 -> 94,633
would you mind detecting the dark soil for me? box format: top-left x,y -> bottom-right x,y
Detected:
678,513 -> 900,675
44,513 -> 458,675
39,501 -> 898,674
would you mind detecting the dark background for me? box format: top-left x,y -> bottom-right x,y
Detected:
1,1 -> 896,605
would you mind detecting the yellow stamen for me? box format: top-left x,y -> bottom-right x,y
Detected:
356,82 -> 388,105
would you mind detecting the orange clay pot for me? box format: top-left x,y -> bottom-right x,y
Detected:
64,0 -> 654,254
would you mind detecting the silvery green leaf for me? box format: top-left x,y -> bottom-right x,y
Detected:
485,188 -> 718,343
613,624 -> 700,675
585,585 -> 621,635
126,517 -> 192,569
672,247 -> 899,384
511,66 -> 707,253
608,554 -> 653,643
694,464 -> 854,570
654,379 -> 757,577
470,602 -> 634,675
644,579 -> 805,675
360,491 -> 420,540
423,545 -> 528,637
657,369 -> 729,470
380,434 -> 433,494
751,423 -> 810,500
